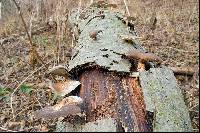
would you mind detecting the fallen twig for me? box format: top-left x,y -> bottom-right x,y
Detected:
123,0 -> 130,16
170,66 -> 195,76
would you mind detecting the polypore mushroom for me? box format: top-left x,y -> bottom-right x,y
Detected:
47,65 -> 70,78
46,65 -> 81,96
124,49 -> 163,71
48,79 -> 81,97
36,65 -> 83,120
33,96 -> 83,119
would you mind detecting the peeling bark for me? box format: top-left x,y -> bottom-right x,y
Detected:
65,2 -> 192,132
78,68 -> 150,132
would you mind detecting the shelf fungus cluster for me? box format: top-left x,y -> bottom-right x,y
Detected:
33,65 -> 83,119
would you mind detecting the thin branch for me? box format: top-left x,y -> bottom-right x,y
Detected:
123,0 -> 130,16
56,2 -> 61,64
12,0 -> 34,48
12,0 -> 52,71
169,66 -> 195,76
29,11 -> 36,39
76,0 -> 82,21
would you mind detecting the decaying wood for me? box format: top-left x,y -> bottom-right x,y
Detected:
31,2 -> 192,132
124,49 -> 163,64
67,5 -> 146,74
33,104 -> 82,119
64,3 -> 192,132
79,68 -> 150,132
169,66 -> 195,76
139,67 -> 192,132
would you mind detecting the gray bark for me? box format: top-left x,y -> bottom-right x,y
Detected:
62,4 -> 192,132
68,6 -> 146,74
139,67 -> 192,132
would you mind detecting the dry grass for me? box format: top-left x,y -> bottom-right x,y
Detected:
0,0 -> 199,132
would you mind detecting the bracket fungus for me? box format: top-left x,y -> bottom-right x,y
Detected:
46,65 -> 81,96
33,96 -> 83,119
123,49 -> 163,71
119,34 -> 142,44
47,65 -> 70,78
48,79 -> 81,97
33,66 -> 83,119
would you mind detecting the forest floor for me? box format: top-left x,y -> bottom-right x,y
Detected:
0,0 -> 199,132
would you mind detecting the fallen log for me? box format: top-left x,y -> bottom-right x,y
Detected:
35,1 -> 192,132
65,1 -> 192,132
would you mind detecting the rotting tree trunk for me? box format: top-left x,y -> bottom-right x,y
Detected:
66,2 -> 192,132
79,68 -> 149,132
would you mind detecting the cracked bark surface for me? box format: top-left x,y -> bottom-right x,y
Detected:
63,3 -> 192,132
